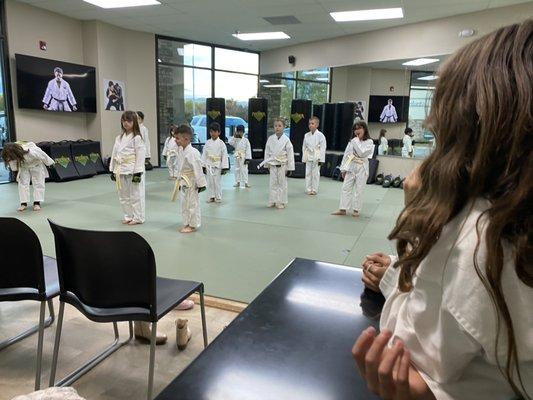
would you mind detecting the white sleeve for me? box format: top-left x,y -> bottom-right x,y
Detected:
191,152 -> 207,188
353,139 -> 374,158
143,126 -> 151,158
133,135 -> 146,174
340,142 -> 353,172
221,142 -> 229,169
66,82 -> 77,106
379,255 -> 399,298
286,141 -> 295,171
162,138 -> 169,156
320,133 -> 327,162
8,160 -> 18,171
264,138 -> 272,161
109,137 -> 118,172
245,139 -> 252,159
33,147 -> 55,166
228,136 -> 236,147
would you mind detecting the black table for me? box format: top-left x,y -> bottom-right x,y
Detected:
156,258 -> 383,400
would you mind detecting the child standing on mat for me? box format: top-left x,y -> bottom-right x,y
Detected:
228,124 -> 252,188
261,118 -> 295,209
172,124 -> 206,233
302,116 -> 326,195
1,142 -> 55,211
332,121 -> 375,217
162,124 -> 179,180
109,111 -> 146,225
202,122 -> 229,203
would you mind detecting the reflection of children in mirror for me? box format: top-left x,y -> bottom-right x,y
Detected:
379,99 -> 397,123
42,67 -> 77,112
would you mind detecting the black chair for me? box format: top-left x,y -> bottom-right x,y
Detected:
0,217 -> 59,390
47,220 -> 208,400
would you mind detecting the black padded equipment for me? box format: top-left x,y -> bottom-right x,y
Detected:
334,102 -> 355,151
382,174 -> 393,188
206,98 -> 226,142
392,176 -> 402,188
290,99 -> 312,161
332,166 -> 344,181
366,158 -> 379,184
289,162 -> 305,179
312,104 -> 324,132
85,140 -> 106,174
248,158 -> 269,174
71,140 -> 97,178
248,98 -> 268,159
48,141 -> 80,182
320,153 -> 342,177
322,103 -> 336,150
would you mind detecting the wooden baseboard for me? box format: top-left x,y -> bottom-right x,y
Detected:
189,293 -> 247,313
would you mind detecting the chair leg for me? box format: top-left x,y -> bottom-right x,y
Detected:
147,322 -> 157,400
49,306 -> 133,388
49,301 -> 65,387
0,299 -> 56,351
199,290 -> 208,348
34,301 -> 46,390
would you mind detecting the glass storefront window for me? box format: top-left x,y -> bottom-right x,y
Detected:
408,71 -> 436,158
296,81 -> 329,106
214,48 -> 259,74
158,39 -> 211,68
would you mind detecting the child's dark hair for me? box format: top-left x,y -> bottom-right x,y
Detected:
404,127 -> 413,135
1,143 -> 28,168
121,111 -> 141,136
379,129 -> 387,138
136,111 -> 145,120
236,125 -> 245,132
175,124 -> 193,138
352,121 -> 370,140
209,122 -> 221,132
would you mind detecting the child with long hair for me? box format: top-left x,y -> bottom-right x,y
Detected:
378,129 -> 388,155
109,111 -> 146,225
1,142 -> 54,211
162,124 -> 179,180
332,121 -> 375,217
352,20 -> 533,400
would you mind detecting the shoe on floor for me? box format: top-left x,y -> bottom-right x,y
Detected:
176,299 -> 195,310
176,318 -> 192,350
134,322 -> 167,345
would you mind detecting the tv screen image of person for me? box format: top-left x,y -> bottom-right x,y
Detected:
15,54 -> 97,113
368,95 -> 409,123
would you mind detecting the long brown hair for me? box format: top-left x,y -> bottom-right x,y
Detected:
1,143 -> 28,169
389,21 -> 532,398
352,121 -> 370,140
121,111 -> 141,136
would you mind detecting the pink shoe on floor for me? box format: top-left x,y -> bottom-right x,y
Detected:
176,299 -> 195,310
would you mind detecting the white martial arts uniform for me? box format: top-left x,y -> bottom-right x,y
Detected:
162,136 -> 179,177
140,124 -> 151,159
42,79 -> 77,111
109,133 -> 146,223
379,198 -> 533,400
338,137 -> 374,212
173,144 -> 207,228
380,104 -> 398,123
228,136 -> 252,186
402,134 -> 413,157
9,142 -> 54,204
302,130 -> 326,194
201,138 -> 229,201
378,136 -> 388,155
263,134 -> 295,206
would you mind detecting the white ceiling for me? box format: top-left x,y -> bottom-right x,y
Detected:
18,0 -> 533,51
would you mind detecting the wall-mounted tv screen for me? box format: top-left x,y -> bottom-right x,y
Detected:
15,54 -> 97,113
368,95 -> 409,123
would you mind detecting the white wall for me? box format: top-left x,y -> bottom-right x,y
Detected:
260,3 -> 533,74
6,1 -> 157,160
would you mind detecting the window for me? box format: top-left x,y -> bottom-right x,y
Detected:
408,71 -> 436,158
156,37 -> 259,162
0,1 -> 14,184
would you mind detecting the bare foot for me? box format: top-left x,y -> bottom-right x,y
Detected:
17,205 -> 27,212
267,203 -> 275,208
352,211 -> 360,218
276,204 -> 286,209
122,219 -> 132,224
331,210 -> 347,216
310,191 -> 317,195
206,198 -> 215,203
180,226 -> 196,233
245,184 -> 251,188
128,220 -> 143,225
33,204 -> 42,211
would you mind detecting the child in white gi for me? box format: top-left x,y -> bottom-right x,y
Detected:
136,111 -> 151,164
302,116 -> 326,195
109,111 -> 146,225
228,124 -> 252,188
172,124 -> 207,233
162,125 -> 179,180
201,122 -> 229,203
332,121 -> 375,217
402,127 -> 414,158
1,142 -> 55,211
261,118 -> 295,209
378,129 -> 388,155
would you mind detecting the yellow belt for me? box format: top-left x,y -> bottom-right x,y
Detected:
171,170 -> 194,202
341,154 -> 364,170
208,154 -> 221,162
114,154 -> 137,190
235,150 -> 246,159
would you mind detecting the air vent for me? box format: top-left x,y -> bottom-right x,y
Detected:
263,15 -> 301,25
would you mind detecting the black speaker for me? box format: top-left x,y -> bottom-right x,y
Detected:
312,104 -> 324,132
206,98 -> 226,141
290,99 -> 312,161
323,103 -> 336,150
334,102 -> 355,151
248,98 -> 268,159
288,55 -> 296,65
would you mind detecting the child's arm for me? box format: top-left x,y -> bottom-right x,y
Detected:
133,136 -> 146,174
221,142 -> 229,170
109,138 -> 117,172
286,141 -> 295,171
191,153 -> 207,189
320,133 -> 327,163
245,139 -> 252,160
340,141 -> 353,172
8,160 -> 18,172
34,146 -> 55,166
